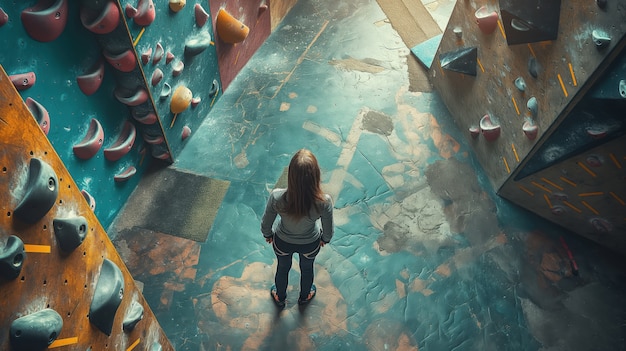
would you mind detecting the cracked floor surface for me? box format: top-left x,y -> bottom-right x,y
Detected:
111,0 -> 626,350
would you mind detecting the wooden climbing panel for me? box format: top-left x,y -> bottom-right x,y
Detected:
0,65 -> 173,351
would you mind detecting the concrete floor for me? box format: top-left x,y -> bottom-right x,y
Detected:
110,0 -> 626,350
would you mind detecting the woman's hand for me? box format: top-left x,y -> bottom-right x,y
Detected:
320,240 -> 326,247
265,236 -> 273,244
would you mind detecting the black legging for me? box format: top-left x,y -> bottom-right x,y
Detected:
272,234 -> 321,301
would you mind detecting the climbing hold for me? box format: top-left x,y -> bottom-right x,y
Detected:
522,119 -> 538,140
141,47 -> 152,65
81,189 -> 96,210
77,60 -> 105,96
528,57 -> 539,78
184,31 -> 212,57
172,60 -> 184,76
132,111 -> 157,124
104,49 -> 137,72
160,83 -> 172,100
259,4 -> 268,14
153,42 -> 164,64
514,77 -> 526,92
151,68 -> 164,86
439,47 -> 477,76
194,4 -> 209,27
9,72 -> 36,91
152,150 -> 171,160
89,258 -> 124,336
143,133 -> 164,144
619,80 -> 626,98
526,96 -> 538,117
104,121 -> 136,161
114,86 -> 148,106
127,0 -> 155,26
208,79 -> 219,97
596,0 -> 607,9
73,118 -> 104,160
53,216 -> 88,253
14,158 -> 58,224
592,29 -> 611,50
25,97 -> 50,135
216,8 -> 250,44
474,6 -> 498,35
114,166 -> 137,182
191,96 -> 201,107
0,7 -> 9,27
181,125 -> 192,140
453,27 -> 462,40
590,218 -> 612,233
80,0 -> 120,34
586,126 -> 607,139
169,0 -> 186,12
479,114 -> 501,141
499,0 -> 560,45
170,86 -> 192,113
550,206 -> 565,216
123,300 -> 144,331
586,155 -> 602,167
165,51 -> 175,64
10,309 -> 63,351
21,0 -> 68,42
469,125 -> 480,139
0,235 -> 26,280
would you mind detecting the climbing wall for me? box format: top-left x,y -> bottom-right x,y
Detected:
0,1 -> 173,230
429,1 -> 626,252
208,0 -> 271,91
0,66 -> 173,350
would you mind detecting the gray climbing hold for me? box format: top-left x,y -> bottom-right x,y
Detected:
514,77 -> 526,91
592,29 -> 611,50
619,80 -> 626,98
527,96 -> 538,116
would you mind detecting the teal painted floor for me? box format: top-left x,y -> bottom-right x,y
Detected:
110,0 -> 626,350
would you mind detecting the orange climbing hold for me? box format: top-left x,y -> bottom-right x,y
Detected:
216,8 -> 249,44
170,86 -> 192,113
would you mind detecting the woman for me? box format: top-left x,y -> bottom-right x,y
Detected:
261,149 -> 334,309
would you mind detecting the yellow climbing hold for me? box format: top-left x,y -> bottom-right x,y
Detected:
216,8 -> 250,44
169,0 -> 186,12
170,86 -> 192,113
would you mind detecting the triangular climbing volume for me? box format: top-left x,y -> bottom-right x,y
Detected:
439,47 -> 478,76
499,0 -> 561,45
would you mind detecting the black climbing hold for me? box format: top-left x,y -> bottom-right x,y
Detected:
89,258 -> 124,336
439,47 -> 477,76
53,216 -> 88,253
10,309 -> 63,351
14,158 -> 59,224
0,235 -> 26,280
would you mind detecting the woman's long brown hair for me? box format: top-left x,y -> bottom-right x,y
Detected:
285,149 -> 325,218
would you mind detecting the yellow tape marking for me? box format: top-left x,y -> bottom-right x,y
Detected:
581,201 -> 600,215
540,178 -> 563,191
610,192 -> 625,205
512,97 -> 520,115
560,176 -> 577,187
579,192 -> 604,197
557,74 -> 568,97
511,143 -> 519,162
568,63 -> 577,87
133,28 -> 146,47
609,153 -> 621,169
518,185 -> 534,196
527,44 -> 536,58
477,58 -> 485,73
543,194 -> 553,208
531,181 -> 552,193
49,337 -> 78,348
563,201 -> 582,213
497,20 -> 506,40
127,338 -> 141,351
24,244 -> 51,253
577,162 -> 597,177
503,157 -> 510,173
